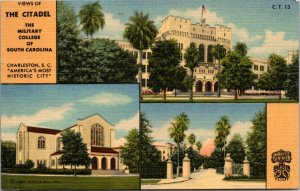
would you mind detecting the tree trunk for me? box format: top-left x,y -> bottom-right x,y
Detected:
189,71 -> 194,102
163,88 -> 167,102
217,59 -> 221,97
177,143 -> 180,177
279,90 -> 281,100
234,88 -> 238,100
174,89 -> 177,97
138,50 -> 143,100
74,165 -> 77,176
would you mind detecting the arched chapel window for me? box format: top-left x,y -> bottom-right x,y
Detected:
19,133 -> 22,150
38,136 -> 45,149
91,124 -> 104,146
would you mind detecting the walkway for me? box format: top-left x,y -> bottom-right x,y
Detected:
142,168 -> 266,189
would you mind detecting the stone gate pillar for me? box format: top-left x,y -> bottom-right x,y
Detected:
167,157 -> 173,179
182,153 -> 190,179
224,153 -> 232,177
243,156 -> 250,177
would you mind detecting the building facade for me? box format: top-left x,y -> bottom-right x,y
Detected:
16,114 -> 125,171
154,143 -> 176,161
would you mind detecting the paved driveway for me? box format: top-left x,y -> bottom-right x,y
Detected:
142,168 -> 266,189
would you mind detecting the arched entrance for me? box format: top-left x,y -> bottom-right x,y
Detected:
205,81 -> 212,92
110,158 -> 116,170
195,81 -> 203,92
91,157 -> 98,170
101,157 -> 107,170
214,82 -> 218,93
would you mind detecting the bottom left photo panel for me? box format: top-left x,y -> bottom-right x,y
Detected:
1,84 -> 140,190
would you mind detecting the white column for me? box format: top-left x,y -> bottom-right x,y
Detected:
98,156 -> 102,170
224,153 -> 232,177
182,153 -> 191,179
167,158 -> 173,179
243,156 -> 250,177
107,157 -> 111,170
204,45 -> 208,63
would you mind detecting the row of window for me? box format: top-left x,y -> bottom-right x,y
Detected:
191,33 -> 215,41
18,123 -> 105,151
130,51 -> 152,60
253,65 -> 269,71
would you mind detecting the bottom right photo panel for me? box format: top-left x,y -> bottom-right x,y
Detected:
140,103 -> 298,189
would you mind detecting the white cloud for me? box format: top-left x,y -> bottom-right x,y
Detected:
97,12 -> 125,39
1,103 -> 74,129
186,129 -> 215,142
151,120 -> 173,142
248,30 -> 298,57
79,92 -> 132,106
114,137 -> 127,147
156,6 -> 223,25
115,112 -> 139,131
227,23 -> 263,43
227,121 -> 252,142
1,133 -> 16,142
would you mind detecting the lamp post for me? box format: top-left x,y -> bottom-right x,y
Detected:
223,139 -> 227,176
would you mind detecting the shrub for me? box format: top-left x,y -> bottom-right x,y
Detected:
37,163 -> 47,169
1,168 -> 91,175
24,160 -> 34,169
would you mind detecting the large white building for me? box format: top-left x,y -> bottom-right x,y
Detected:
117,15 -> 296,94
16,114 -> 126,171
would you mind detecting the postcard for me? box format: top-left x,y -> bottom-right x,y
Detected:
0,0 -> 299,190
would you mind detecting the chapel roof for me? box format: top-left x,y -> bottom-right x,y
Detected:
91,146 -> 118,154
27,126 -> 61,135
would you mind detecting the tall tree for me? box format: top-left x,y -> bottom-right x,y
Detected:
79,1 -> 105,39
121,114 -> 161,173
184,44 -> 200,102
212,44 -> 227,97
246,109 -> 266,177
187,133 -> 196,147
226,134 -> 246,163
217,51 -> 255,100
123,11 -> 158,93
60,130 -> 91,176
196,141 -> 202,153
258,54 -> 287,99
168,113 -> 190,176
214,116 -> 231,155
57,1 -> 81,83
149,39 -> 187,102
234,42 -> 247,57
285,53 -> 299,100
1,141 -> 16,168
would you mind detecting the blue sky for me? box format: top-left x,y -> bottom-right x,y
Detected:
141,103 -> 265,155
65,0 -> 298,58
1,84 -> 139,146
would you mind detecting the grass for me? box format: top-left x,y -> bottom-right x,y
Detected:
1,174 -> 140,190
141,179 -> 160,185
142,98 -> 297,103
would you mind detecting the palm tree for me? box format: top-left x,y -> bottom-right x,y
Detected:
214,116 -> 231,159
168,113 -> 190,176
79,1 -> 105,39
196,141 -> 202,153
123,11 -> 158,94
184,43 -> 200,102
234,42 -> 247,57
212,44 -> 227,97
187,133 -> 196,147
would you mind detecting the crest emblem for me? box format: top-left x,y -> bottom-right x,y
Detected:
271,149 -> 292,181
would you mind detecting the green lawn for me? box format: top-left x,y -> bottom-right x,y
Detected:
142,98 -> 297,103
2,174 -> 140,190
141,179 -> 160,185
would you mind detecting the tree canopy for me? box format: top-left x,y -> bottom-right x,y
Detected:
246,109 -> 266,177
121,113 -> 161,173
217,51 -> 255,100
1,141 -> 16,168
226,134 -> 246,163
149,39 -> 187,101
79,1 -> 105,39
214,116 -> 231,149
285,53 -> 299,100
60,130 -> 91,176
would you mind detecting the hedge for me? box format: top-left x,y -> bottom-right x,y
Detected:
1,168 -> 91,175
140,166 -> 166,179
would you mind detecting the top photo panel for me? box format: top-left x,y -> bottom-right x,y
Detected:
59,0 -> 298,103
1,0 -> 298,102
